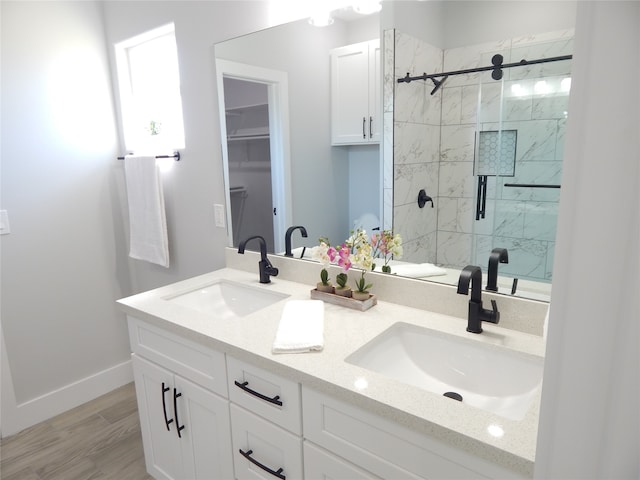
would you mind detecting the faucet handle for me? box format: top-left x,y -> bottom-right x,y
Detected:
488,299 -> 500,324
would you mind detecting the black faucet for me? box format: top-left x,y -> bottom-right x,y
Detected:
284,225 -> 308,257
238,235 -> 279,284
457,265 -> 500,334
486,248 -> 509,292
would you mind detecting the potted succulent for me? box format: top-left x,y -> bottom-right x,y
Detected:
316,268 -> 334,293
352,270 -> 373,301
334,272 -> 352,297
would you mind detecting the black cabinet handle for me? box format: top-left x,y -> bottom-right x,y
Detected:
161,383 -> 173,431
362,116 -> 366,139
173,388 -> 185,438
239,449 -> 286,480
234,380 -> 282,406
369,116 -> 373,138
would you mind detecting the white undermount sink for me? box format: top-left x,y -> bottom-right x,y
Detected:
345,322 -> 543,420
165,279 -> 289,319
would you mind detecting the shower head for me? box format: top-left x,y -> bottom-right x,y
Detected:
430,75 -> 448,95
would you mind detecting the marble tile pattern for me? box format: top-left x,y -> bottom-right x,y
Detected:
391,28 -> 573,281
382,29 -> 395,231
392,32 -> 443,262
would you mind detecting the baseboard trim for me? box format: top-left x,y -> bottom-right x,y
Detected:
1,359 -> 133,438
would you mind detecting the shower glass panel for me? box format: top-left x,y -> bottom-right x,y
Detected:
471,39 -> 571,284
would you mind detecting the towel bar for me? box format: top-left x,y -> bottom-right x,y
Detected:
117,152 -> 181,161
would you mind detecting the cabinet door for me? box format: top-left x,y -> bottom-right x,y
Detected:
133,355 -> 183,480
174,376 -> 234,480
331,42 -> 370,145
304,441 -> 382,480
368,39 -> 382,143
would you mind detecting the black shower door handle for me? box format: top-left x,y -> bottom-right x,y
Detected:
476,175 -> 488,220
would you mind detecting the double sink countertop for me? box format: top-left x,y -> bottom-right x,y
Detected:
118,265 -> 546,478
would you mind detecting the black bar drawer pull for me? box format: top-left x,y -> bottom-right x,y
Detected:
362,116 -> 366,139
173,388 -> 185,438
239,448 -> 285,480
161,383 -> 173,431
234,380 -> 282,406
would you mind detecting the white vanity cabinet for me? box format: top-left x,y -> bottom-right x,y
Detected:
302,388 -> 528,480
330,39 -> 381,145
227,356 -> 303,480
127,318 -> 233,480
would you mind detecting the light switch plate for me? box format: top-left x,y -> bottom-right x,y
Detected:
214,204 -> 226,228
0,210 -> 10,235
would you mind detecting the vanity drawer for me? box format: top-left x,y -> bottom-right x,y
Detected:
127,317 -> 227,398
230,404 -> 303,480
304,441 -> 383,479
302,387 -> 524,480
227,356 -> 301,435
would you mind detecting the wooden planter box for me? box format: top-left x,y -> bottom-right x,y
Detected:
310,288 -> 377,311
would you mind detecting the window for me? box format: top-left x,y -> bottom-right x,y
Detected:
115,23 -> 185,153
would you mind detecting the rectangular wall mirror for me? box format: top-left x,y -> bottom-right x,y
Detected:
214,1 -> 578,303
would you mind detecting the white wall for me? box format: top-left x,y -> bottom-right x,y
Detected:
534,2 -> 639,477
0,0 -> 278,436
442,1 -> 577,49
214,18 -> 352,244
0,1 -> 131,434
102,1 -> 275,293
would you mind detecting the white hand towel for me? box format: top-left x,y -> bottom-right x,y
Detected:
124,155 -> 170,267
272,300 -> 324,354
391,263 -> 447,278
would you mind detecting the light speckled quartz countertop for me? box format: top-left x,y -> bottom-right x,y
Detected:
118,266 -> 545,478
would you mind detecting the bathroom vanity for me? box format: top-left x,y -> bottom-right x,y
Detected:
118,249 -> 547,479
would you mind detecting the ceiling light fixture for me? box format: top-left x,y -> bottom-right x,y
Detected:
353,0 -> 382,15
308,6 -> 334,26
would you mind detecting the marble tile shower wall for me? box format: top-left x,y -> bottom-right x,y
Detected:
438,30 -> 573,282
388,29 -> 573,282
391,32 -> 444,262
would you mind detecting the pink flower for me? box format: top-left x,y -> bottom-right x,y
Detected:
337,244 -> 352,271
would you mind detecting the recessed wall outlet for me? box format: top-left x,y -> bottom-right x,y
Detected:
214,204 -> 226,228
0,210 -> 10,235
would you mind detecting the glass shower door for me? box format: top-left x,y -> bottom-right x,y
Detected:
472,41 -> 571,287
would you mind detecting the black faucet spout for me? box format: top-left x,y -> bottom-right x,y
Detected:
486,248 -> 509,292
238,235 -> 279,283
284,225 -> 308,257
457,265 -> 483,302
457,265 -> 500,333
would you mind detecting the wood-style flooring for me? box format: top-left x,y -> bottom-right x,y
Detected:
0,383 -> 153,480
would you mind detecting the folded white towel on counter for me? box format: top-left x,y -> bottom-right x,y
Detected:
124,155 -> 170,267
272,300 -> 324,354
390,263 -> 447,278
